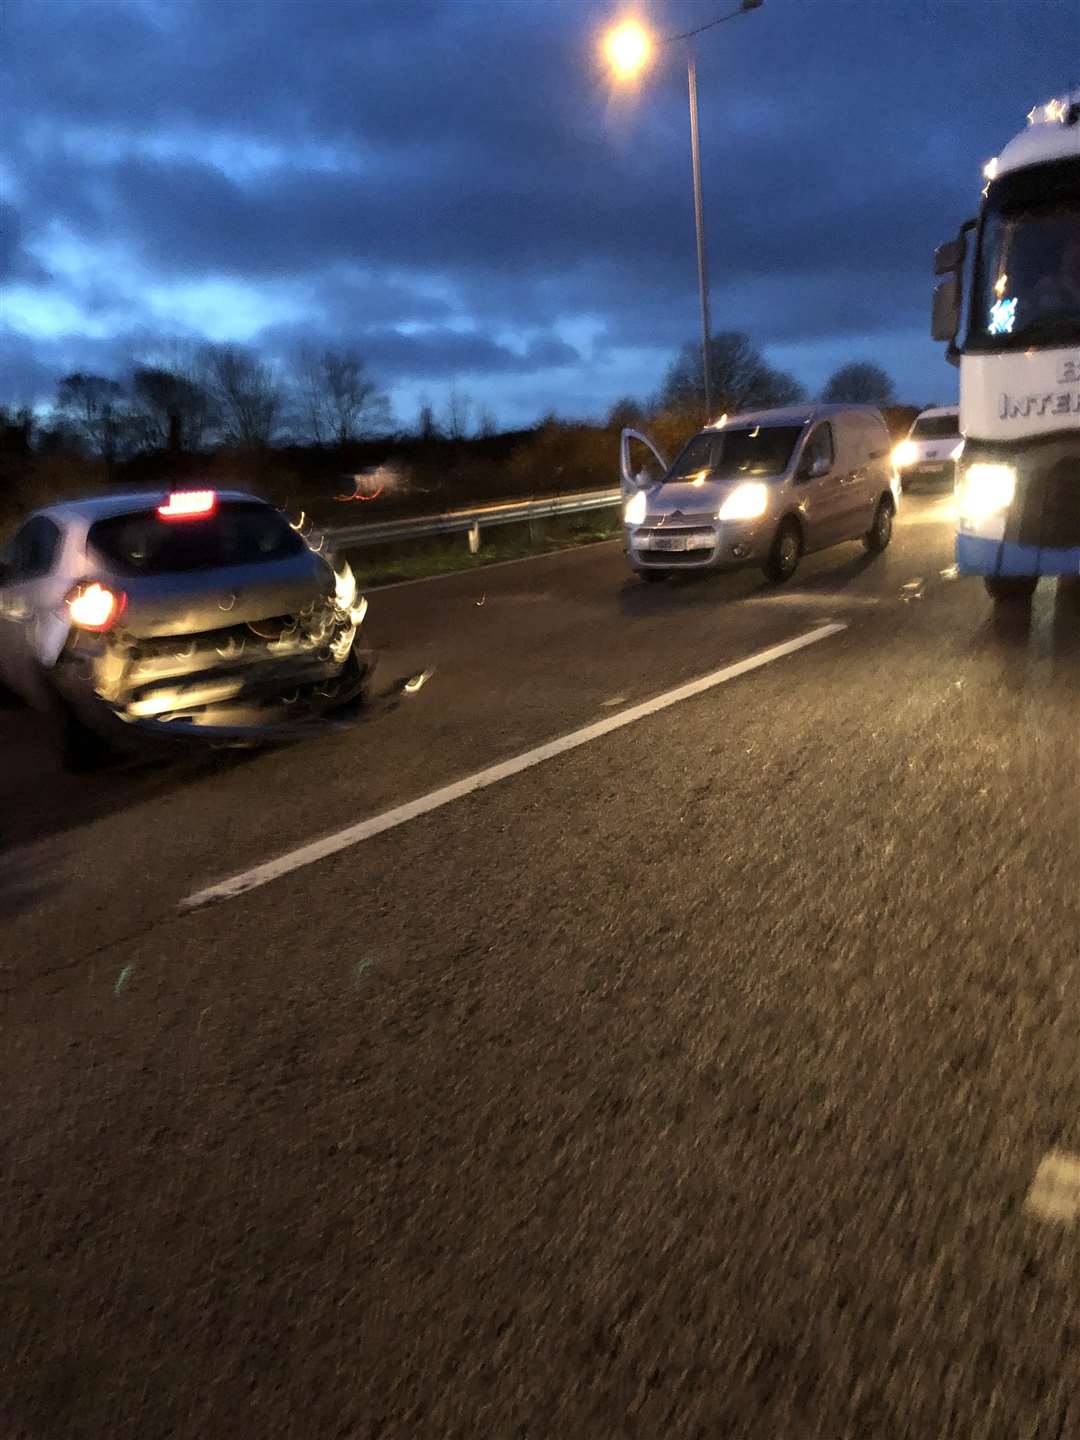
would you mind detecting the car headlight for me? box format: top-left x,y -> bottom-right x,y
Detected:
949,441 -> 964,461
624,489 -> 647,526
957,463 -> 1016,519
892,439 -> 918,468
717,482 -> 768,522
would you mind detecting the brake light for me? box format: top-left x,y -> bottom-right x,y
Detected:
67,581 -> 126,632
158,490 -> 216,519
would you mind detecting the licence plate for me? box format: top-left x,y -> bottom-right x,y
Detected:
650,535 -> 689,551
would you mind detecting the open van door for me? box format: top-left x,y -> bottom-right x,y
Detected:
620,429 -> 669,501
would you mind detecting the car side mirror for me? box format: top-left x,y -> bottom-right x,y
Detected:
932,275 -> 962,343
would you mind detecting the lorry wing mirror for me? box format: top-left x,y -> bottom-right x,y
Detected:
932,276 -> 962,344
935,219 -> 975,276
935,238 -> 964,275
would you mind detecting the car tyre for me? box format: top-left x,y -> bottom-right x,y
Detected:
763,520 -> 801,584
863,496 -> 894,553
56,705 -> 110,773
984,575 -> 1038,603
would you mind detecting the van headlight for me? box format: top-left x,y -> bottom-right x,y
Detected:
624,490 -> 647,526
957,463 -> 1016,519
717,482 -> 768,521
892,439 -> 918,468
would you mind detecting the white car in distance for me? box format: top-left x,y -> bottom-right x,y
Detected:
892,406 -> 963,491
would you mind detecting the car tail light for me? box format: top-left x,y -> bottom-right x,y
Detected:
158,490 -> 216,519
67,581 -> 126,632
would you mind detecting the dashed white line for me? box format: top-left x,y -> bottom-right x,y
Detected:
179,622 -> 847,911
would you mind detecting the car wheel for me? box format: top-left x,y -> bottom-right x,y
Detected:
640,569 -> 669,583
763,520 -> 801,583
984,575 -> 1038,603
863,497 -> 894,553
55,704 -> 110,773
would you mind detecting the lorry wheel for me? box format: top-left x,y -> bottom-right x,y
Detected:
763,521 -> 801,583
863,497 -> 894,553
984,576 -> 1038,603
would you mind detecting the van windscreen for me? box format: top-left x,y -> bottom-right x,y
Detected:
668,426 -> 803,481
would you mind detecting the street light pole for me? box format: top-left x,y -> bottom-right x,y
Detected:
686,46 -> 712,421
603,3 -> 763,425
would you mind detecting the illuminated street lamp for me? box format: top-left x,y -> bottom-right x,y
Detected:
604,18 -> 652,79
603,1 -> 764,421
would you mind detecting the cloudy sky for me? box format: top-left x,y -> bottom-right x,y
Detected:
1,0 -> 1067,429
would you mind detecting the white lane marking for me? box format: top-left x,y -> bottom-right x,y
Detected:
1025,1151 -> 1080,1226
179,622 -> 846,911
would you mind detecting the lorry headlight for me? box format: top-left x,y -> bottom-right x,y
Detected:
624,490 -> 647,526
892,439 -> 918,468
717,482 -> 768,521
957,463 -> 1016,519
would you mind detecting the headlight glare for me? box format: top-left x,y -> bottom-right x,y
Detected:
957,463 -> 1016,519
624,489 -> 647,526
892,439 -> 918,468
717,481 -> 768,522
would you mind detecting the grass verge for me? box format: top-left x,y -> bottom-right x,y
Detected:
341,512 -> 621,587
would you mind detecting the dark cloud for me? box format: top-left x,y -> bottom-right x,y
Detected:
2,0 -> 1072,420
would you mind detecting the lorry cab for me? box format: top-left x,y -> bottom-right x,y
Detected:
620,404 -> 898,584
932,92 -> 1080,602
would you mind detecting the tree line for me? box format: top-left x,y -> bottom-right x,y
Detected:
12,344 -> 395,465
1,332 -> 910,530
613,334 -> 896,428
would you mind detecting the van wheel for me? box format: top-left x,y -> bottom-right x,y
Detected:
863,497 -> 894,552
763,521 -> 801,583
984,575 -> 1038,603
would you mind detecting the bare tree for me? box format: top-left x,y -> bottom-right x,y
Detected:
821,362 -> 896,406
296,346 -> 391,446
129,365 -> 214,453
658,333 -> 805,418
442,384 -> 472,441
55,372 -> 127,463
475,404 -> 497,438
199,344 -> 282,448
416,397 -> 439,441
606,396 -> 645,429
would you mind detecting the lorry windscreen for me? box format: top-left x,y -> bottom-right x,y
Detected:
968,158 -> 1080,352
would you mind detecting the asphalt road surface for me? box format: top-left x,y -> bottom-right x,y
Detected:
3,491 -> 1079,1438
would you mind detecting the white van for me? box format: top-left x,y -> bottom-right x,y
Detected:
892,406 -> 962,490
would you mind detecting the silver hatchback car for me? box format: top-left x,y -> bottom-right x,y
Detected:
0,488 -> 373,765
621,404 -> 900,583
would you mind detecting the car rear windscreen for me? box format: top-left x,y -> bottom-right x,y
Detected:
88,501 -> 306,575
911,416 -> 959,439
